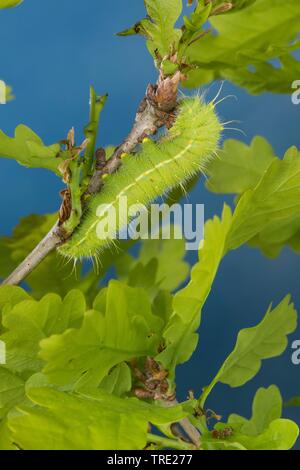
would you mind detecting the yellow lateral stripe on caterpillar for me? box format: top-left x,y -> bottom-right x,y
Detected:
60,96 -> 223,259
79,141 -> 194,245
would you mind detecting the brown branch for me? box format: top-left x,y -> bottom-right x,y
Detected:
2,223 -> 64,286
166,399 -> 201,448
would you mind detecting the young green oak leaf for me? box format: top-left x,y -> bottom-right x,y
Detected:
99,363 -> 132,397
115,233 -> 190,297
111,183 -> 199,300
157,205 -> 233,373
184,0 -> 300,94
0,0 -> 23,8
0,288 -> 86,445
245,145 -> 300,258
0,125 -> 62,174
112,182 -> 199,296
225,146 -> 300,253
202,386 -> 298,450
203,419 -> 299,450
179,0 -> 212,55
249,212 -> 300,259
206,136 -> 276,194
117,258 -> 160,298
223,52 -> 300,95
0,214 -> 101,301
180,0 -> 256,47
228,385 -> 283,436
40,281 -> 163,390
139,236 -> 190,292
0,368 -> 24,419
157,162 -> 300,374
0,289 -> 86,374
0,286 -> 30,312
180,1 -> 257,59
172,205 -> 232,326
200,296 -> 297,406
207,141 -> 300,258
118,0 -> 183,59
0,419 -> 16,450
158,142 -> 300,372
237,419 -> 299,450
7,387 -> 187,450
178,0 -> 256,62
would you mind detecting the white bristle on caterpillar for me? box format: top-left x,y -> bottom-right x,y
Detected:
59,95 -> 223,260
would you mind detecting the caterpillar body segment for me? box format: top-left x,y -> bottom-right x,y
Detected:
60,96 -> 223,259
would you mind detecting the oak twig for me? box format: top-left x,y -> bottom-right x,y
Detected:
166,399 -> 201,448
2,223 -> 64,286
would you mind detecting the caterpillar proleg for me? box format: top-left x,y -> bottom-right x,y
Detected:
60,96 -> 223,260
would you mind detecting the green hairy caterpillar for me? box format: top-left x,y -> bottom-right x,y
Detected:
60,96 -> 223,260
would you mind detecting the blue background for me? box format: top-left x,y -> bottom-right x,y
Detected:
1,0 -> 300,444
